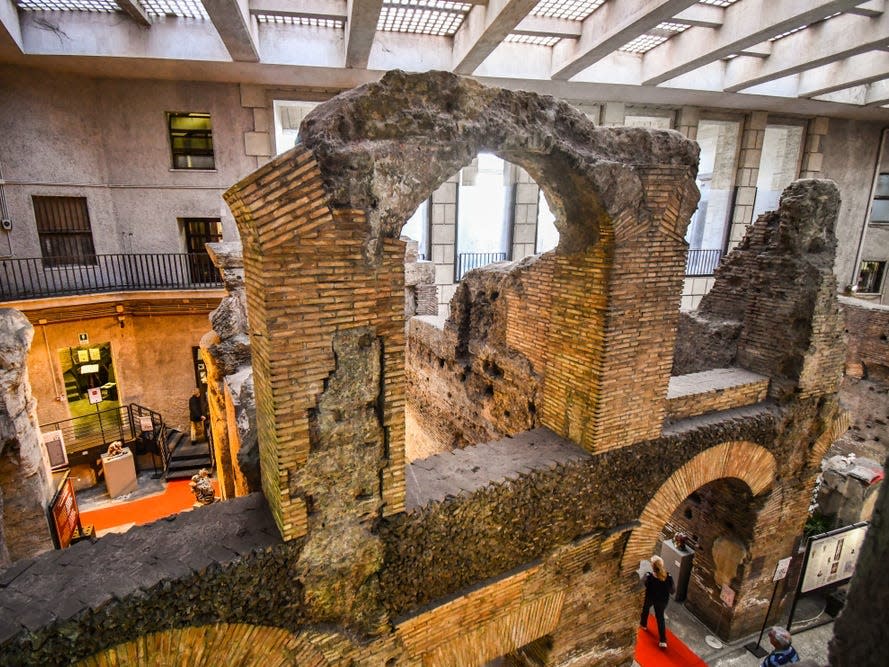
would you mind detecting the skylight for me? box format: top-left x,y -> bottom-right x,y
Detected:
255,15 -> 345,29
531,0 -> 606,22
139,0 -> 208,19
17,0 -> 118,12
378,0 -> 471,36
505,34 -> 561,47
619,22 -> 690,54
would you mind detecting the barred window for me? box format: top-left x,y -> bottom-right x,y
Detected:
168,112 -> 215,170
32,196 -> 96,267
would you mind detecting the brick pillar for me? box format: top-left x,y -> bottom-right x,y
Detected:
727,111 -> 768,252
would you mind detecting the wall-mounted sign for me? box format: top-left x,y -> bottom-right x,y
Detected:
720,584 -> 735,607
801,523 -> 868,593
78,332 -> 89,345
139,415 -> 154,432
773,556 -> 792,582
42,430 -> 68,470
87,387 -> 102,405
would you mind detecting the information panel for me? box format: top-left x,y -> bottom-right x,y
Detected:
801,523 -> 868,593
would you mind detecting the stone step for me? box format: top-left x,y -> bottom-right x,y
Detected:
666,367 -> 770,420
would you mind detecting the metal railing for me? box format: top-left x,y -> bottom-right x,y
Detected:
0,253 -> 223,301
685,248 -> 723,277
41,403 -> 166,474
455,251 -> 508,281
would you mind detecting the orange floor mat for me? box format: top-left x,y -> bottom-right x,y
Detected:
635,614 -> 708,667
80,478 -> 219,532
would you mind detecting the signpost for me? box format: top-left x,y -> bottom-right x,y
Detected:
745,556 -> 794,658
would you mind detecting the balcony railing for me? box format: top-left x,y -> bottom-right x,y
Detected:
685,248 -> 723,277
456,251 -> 508,281
0,253 -> 223,301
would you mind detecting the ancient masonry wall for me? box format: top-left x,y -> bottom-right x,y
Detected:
0,309 -> 54,566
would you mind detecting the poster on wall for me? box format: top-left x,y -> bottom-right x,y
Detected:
800,523 -> 868,593
42,430 -> 68,470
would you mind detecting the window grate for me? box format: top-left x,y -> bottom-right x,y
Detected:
255,14 -> 345,28
32,196 -> 97,267
378,0 -> 471,36
530,0 -> 605,21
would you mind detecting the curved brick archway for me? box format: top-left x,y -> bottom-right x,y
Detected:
75,623 -> 334,667
620,441 -> 777,575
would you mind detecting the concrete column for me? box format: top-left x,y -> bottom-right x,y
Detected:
600,102 -> 626,127
727,111 -> 768,252
677,106 -> 700,141
801,116 -> 829,178
512,166 -> 540,261
240,84 -> 272,168
430,174 -> 459,316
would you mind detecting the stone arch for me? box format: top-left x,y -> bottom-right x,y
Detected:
298,70 -> 699,258
620,441 -> 777,575
75,624 -> 332,667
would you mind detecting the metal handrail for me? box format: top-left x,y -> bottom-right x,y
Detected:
685,248 -> 723,277
456,251 -> 508,281
40,403 -> 166,474
0,253 -> 222,301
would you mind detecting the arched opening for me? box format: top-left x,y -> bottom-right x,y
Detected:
660,477 -> 766,635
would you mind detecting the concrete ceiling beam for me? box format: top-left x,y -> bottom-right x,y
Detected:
641,0 -> 865,86
864,77 -> 889,105
847,0 -> 885,17
202,0 -> 261,62
0,0 -> 22,55
249,0 -> 348,21
452,0 -> 538,74
723,10 -> 889,92
513,16 -> 581,39
345,0 -> 382,69
552,0 -> 698,81
115,0 -> 152,27
798,51 -> 889,98
672,3 -> 723,28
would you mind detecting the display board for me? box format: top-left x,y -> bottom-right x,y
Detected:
49,476 -> 82,549
800,522 -> 869,593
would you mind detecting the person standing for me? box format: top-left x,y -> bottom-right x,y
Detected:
639,554 -> 675,648
760,627 -> 800,666
188,388 -> 207,443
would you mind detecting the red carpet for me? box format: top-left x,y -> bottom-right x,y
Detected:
80,479 -> 219,532
635,615 -> 708,667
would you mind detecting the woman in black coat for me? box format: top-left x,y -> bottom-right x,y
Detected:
640,554 -> 675,648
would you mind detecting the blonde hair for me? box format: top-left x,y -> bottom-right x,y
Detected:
651,555 -> 667,581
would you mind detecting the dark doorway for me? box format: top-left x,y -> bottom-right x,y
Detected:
182,218 -> 222,284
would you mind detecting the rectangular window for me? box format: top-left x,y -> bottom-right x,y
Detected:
169,112 -> 215,170
856,260 -> 886,294
869,173 -> 889,223
752,123 -> 804,219
32,196 -> 96,267
685,119 -> 741,274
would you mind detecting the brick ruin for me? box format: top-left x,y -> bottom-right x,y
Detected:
0,71 -> 881,666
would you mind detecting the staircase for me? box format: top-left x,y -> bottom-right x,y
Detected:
163,429 -> 213,480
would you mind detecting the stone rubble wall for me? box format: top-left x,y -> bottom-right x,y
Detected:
0,308 -> 54,566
